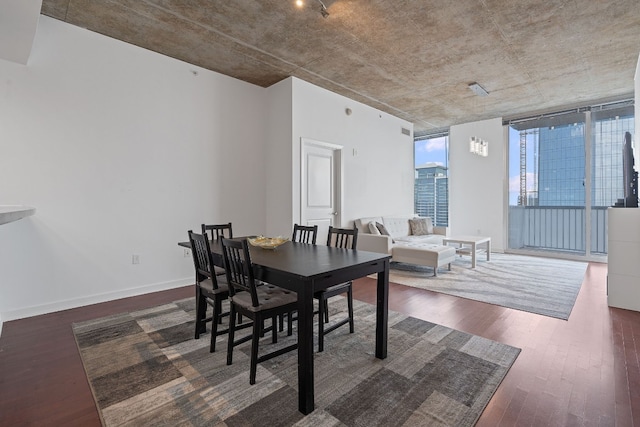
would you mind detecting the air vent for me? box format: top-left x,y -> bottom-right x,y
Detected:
401,127 -> 411,136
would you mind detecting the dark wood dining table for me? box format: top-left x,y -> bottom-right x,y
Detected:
178,238 -> 391,414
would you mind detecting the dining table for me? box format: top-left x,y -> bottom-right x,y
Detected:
179,237 -> 391,415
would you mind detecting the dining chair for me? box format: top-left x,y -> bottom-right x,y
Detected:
202,222 -> 233,276
292,224 -> 318,244
281,224 -> 319,331
221,237 -> 298,385
188,230 -> 231,352
316,225 -> 358,352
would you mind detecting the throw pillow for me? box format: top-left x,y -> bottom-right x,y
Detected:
368,221 -> 381,235
375,222 -> 395,243
409,217 -> 433,235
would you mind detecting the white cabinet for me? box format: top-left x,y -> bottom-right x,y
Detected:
608,207 -> 640,311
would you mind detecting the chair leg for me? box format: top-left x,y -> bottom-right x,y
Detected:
318,296 -> 325,353
279,314 -> 284,332
287,311 -> 293,336
195,287 -> 207,339
272,316 -> 278,344
210,297 -> 221,353
323,299 -> 329,323
250,315 -> 261,385
347,287 -> 354,333
227,304 -> 237,366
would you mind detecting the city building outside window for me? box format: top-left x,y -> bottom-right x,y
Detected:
414,134 -> 449,227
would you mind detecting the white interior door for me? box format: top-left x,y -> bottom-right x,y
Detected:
301,138 -> 342,242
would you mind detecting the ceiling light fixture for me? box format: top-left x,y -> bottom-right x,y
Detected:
468,82 -> 489,97
317,0 -> 330,17
295,0 -> 329,18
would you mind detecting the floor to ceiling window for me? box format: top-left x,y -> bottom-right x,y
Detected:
507,101 -> 634,258
414,133 -> 449,226
590,107 -> 635,254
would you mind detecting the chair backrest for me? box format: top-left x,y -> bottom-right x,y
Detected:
220,237 -> 259,307
188,230 -> 222,289
326,226 -> 358,250
202,223 -> 233,241
292,224 -> 318,244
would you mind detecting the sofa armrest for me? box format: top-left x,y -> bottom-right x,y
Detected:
357,234 -> 393,254
433,226 -> 449,236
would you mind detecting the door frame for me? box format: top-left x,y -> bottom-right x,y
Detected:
300,137 -> 344,229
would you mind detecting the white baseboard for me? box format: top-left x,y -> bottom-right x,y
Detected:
0,278 -> 193,326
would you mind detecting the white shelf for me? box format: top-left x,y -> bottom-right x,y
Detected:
607,207 -> 640,311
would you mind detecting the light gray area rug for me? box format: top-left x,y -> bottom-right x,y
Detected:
73,297 -> 520,426
387,252 -> 587,320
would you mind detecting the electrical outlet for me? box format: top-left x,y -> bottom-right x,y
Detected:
132,254 -> 140,265
184,248 -> 191,258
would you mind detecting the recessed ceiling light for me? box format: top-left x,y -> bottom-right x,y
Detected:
295,0 -> 304,7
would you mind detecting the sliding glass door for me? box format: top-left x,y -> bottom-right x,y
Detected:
590,108 -> 635,254
507,103 -> 634,259
508,117 -> 587,255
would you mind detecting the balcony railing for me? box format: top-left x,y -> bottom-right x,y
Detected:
508,206 -> 608,254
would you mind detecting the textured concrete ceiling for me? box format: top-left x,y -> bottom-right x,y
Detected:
41,0 -> 640,136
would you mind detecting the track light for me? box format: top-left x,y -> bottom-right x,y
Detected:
317,0 -> 329,17
295,0 -> 329,18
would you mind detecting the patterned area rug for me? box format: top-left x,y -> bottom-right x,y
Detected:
385,252 -> 587,320
73,297 -> 520,426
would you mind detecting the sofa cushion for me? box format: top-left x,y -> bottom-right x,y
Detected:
395,234 -> 444,245
409,217 -> 434,235
368,221 -> 381,235
354,216 -> 383,234
381,215 -> 414,239
375,222 -> 394,242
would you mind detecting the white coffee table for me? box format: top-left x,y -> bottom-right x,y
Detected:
442,236 -> 491,268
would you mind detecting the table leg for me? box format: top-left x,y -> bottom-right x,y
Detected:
486,239 -> 491,262
471,242 -> 477,268
375,259 -> 389,359
297,281 -> 315,414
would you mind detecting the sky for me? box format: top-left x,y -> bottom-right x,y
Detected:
414,136 -> 447,167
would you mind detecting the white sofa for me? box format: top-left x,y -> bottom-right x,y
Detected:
354,214 -> 456,276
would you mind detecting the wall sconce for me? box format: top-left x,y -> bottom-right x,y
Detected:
470,136 -> 488,157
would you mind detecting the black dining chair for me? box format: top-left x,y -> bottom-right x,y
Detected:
221,237 -> 298,385
202,223 -> 233,276
292,224 -> 318,245
188,230 -> 231,352
316,226 -> 358,352
282,224 -> 319,331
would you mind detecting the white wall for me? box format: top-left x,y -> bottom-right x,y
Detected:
264,79 -> 294,235
635,53 -> 640,161
0,17 -> 412,329
449,117 -> 506,251
263,77 -> 415,237
0,16 -> 267,324
289,78 -> 415,232
0,0 -> 41,65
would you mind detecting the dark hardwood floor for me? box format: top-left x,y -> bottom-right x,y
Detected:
1,261 -> 638,426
